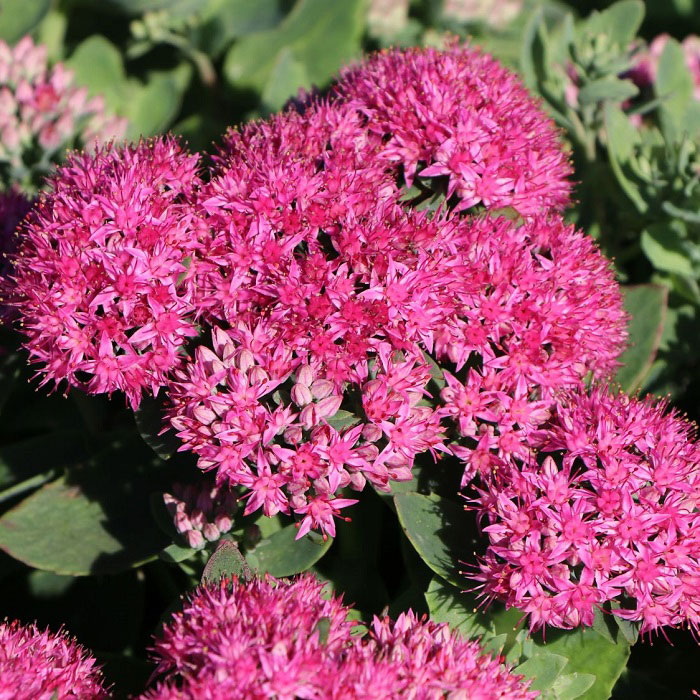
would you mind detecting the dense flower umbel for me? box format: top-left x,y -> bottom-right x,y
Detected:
143,574 -> 358,699
0,619 -> 108,699
10,137 -> 205,408
163,480 -> 237,549
0,36 -> 126,191
142,574 -> 536,699
336,43 -> 572,215
468,388 -> 700,637
170,202 -> 626,536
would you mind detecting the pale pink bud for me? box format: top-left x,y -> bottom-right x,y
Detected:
193,405 -> 217,425
296,364 -> 314,387
349,472 -> 367,490
237,349 -> 255,372
202,523 -> 221,542
214,513 -> 233,533
189,509 -> 206,530
299,404 -> 318,430
174,511 -> 192,534
362,423 -> 383,443
310,379 -> 334,400
186,529 -> 205,549
284,425 -> 303,444
291,383 -> 313,407
316,395 -> 343,419
249,366 -> 269,385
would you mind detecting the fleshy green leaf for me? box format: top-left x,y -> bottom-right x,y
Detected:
548,673 -> 597,700
134,395 -> 179,460
0,440 -> 170,575
394,492 -> 475,588
640,221 -> 693,277
0,0 -> 50,42
159,543 -> 196,564
533,627 -> 631,700
245,523 -> 332,577
578,78 -> 638,106
655,37 -> 695,140
515,653 -> 569,693
223,0 -> 365,98
424,576 -> 494,640
584,1 -> 645,48
325,410 -> 361,432
615,285 -> 668,392
202,538 -> 251,584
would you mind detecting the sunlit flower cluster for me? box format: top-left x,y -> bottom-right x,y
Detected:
142,574 -> 536,699
336,43 -> 572,215
10,137 -> 205,408
0,36 -> 126,192
469,388 -> 700,637
0,619 -> 108,699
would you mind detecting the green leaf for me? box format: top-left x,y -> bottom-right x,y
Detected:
67,35 -> 129,114
261,46 -> 310,112
223,0 -> 365,97
655,38 -> 694,140
615,285 -> 668,392
534,627 -> 631,700
578,78 -> 638,106
0,0 -> 50,42
202,538 -> 251,584
159,543 -> 196,563
193,0 -> 283,57
584,1 -> 644,48
325,409 -> 361,432
515,653 -> 569,692
640,221 -> 693,277
549,673 -> 597,700
0,440 -> 170,575
394,492 -> 475,588
134,395 -> 179,460
99,0 -> 203,15
245,523 -> 332,577
125,64 -> 191,139
424,576 -> 494,639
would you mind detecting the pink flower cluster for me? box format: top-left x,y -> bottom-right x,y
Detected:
10,137 -> 205,408
10,43 -> 627,540
163,480 -> 237,549
468,388 -> 700,637
0,36 -> 126,189
0,619 -> 108,699
336,43 -> 572,215
142,573 -> 536,699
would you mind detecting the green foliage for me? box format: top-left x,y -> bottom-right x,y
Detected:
0,0 -> 50,43
0,439 -> 169,575
615,285 -> 668,392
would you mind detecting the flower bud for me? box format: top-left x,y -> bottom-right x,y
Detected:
299,404 -> 317,430
202,523 -> 221,542
237,349 -> 255,372
214,513 -> 233,534
362,423 -> 383,443
284,425 -> 303,444
296,364 -> 314,387
291,383 -> 313,407
316,395 -> 343,419
249,366 -> 270,385
310,379 -> 334,400
186,529 -> 205,549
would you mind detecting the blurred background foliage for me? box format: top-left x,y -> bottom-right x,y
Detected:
0,1 -> 699,697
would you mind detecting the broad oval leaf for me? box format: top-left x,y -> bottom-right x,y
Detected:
615,285 -> 668,392
245,523 -> 332,577
0,0 -> 50,42
0,440 -> 171,575
394,492 -> 476,588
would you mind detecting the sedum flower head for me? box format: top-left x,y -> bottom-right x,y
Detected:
0,619 -> 108,699
10,137 -> 205,408
142,574 -> 535,699
468,388 -> 700,637
171,167 -> 626,536
336,42 -> 572,215
0,36 -> 127,192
